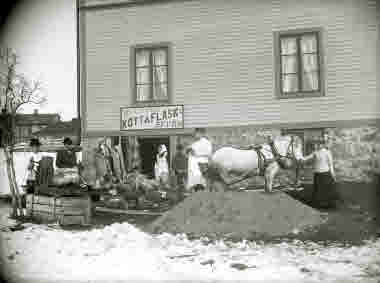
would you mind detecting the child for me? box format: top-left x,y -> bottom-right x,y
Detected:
173,143 -> 187,188
25,138 -> 43,194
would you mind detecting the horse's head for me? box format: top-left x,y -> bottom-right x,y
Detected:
275,135 -> 303,167
289,135 -> 304,161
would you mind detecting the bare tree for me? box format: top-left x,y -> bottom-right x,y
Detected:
0,48 -> 47,218
2,51 -> 46,139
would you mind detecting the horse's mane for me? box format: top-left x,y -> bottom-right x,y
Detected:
274,135 -> 302,153
276,134 -> 301,144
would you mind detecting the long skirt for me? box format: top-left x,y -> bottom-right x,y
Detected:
312,171 -> 340,209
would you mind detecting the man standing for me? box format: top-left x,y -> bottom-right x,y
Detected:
186,128 -> 212,192
173,143 -> 187,187
371,148 -> 380,190
54,137 -> 81,186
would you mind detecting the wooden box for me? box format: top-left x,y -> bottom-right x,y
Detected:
26,194 -> 92,225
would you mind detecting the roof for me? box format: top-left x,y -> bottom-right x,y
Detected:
33,119 -> 80,137
80,0 -> 186,9
15,113 -> 61,126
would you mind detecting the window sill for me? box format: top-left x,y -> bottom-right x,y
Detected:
133,100 -> 171,107
276,92 -> 325,99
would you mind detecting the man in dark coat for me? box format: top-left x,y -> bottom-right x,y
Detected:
56,137 -> 77,169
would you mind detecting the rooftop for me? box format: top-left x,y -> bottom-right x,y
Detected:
33,118 -> 80,137
80,0 -> 185,9
15,111 -> 61,126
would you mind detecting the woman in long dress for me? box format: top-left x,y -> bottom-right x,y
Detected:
301,138 -> 340,209
186,128 -> 212,192
25,138 -> 43,194
154,144 -> 169,184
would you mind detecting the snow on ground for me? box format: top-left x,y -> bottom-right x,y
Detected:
1,221 -> 380,283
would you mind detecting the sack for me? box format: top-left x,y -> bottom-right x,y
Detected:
278,157 -> 293,169
52,168 -> 80,186
37,156 -> 55,186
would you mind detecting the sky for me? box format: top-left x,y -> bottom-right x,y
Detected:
0,0 -> 77,121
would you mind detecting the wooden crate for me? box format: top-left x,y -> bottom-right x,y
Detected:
26,194 -> 92,225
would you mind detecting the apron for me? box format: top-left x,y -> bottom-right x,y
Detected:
187,155 -> 207,189
155,153 -> 169,181
186,137 -> 212,190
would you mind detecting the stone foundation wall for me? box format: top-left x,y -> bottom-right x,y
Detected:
178,125 -> 380,184
81,124 -> 380,186
326,126 -> 380,183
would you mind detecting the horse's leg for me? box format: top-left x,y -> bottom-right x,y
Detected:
264,162 -> 280,193
215,164 -> 236,186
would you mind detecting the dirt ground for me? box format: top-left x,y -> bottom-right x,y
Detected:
1,182 -> 379,245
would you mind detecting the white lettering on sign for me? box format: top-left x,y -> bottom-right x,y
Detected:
121,105 -> 184,130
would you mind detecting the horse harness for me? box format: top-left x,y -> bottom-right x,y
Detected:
250,136 -> 297,176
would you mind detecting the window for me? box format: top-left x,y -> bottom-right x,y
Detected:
274,29 -> 324,98
282,128 -> 325,156
134,46 -> 169,102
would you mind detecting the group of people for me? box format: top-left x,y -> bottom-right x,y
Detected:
155,129 -> 343,209
25,137 -> 80,194
24,129 -> 379,210
154,128 -> 213,192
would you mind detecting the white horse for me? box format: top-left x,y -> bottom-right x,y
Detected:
204,135 -> 304,193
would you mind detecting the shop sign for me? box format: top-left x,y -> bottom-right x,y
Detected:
120,105 -> 184,130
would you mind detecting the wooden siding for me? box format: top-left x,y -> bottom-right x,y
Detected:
81,0 -> 379,134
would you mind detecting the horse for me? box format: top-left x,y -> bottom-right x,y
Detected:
202,135 -> 304,193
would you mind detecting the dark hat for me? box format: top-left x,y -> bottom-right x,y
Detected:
29,138 -> 41,147
194,127 -> 206,134
63,137 -> 73,145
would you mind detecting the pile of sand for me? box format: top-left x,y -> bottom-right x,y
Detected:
147,191 -> 323,240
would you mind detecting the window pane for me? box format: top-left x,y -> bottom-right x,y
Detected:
136,50 -> 150,67
281,55 -> 298,74
282,74 -> 299,93
280,37 -> 298,55
152,66 -> 167,84
152,49 -> 167,66
136,85 -> 151,101
153,83 -> 168,100
301,34 -> 317,53
136,67 -> 151,84
302,71 -> 319,91
302,54 -> 318,72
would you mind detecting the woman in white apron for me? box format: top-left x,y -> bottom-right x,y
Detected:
154,144 -> 169,184
186,128 -> 212,192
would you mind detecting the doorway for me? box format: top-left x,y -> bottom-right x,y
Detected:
138,136 -> 170,178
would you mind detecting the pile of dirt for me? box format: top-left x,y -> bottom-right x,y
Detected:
147,191 -> 323,241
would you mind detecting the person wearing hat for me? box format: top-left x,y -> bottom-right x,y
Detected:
154,144 -> 169,184
56,137 -> 78,169
53,137 -> 82,186
25,138 -> 43,193
301,137 -> 340,209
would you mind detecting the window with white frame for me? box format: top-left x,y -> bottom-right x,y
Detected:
275,29 -> 324,98
134,46 -> 169,102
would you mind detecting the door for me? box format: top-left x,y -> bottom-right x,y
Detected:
138,137 -> 170,178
